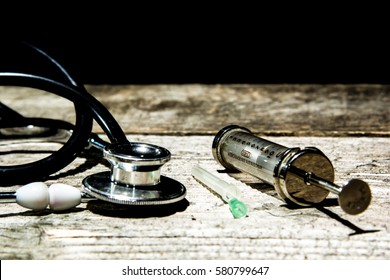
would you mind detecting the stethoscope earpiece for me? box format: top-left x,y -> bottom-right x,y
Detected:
3,182 -> 83,211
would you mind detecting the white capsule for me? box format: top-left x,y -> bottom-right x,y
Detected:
49,183 -> 81,211
16,182 -> 49,210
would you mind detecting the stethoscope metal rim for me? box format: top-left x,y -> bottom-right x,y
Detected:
82,171 -> 186,205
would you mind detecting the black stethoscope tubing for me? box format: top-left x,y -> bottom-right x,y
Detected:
0,43 -> 129,185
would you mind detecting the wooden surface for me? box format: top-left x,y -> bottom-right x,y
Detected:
2,84 -> 389,136
0,84 -> 389,260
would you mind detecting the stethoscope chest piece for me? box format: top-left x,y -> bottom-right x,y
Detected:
82,142 -> 186,205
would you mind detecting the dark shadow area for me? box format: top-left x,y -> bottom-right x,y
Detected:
3,37 -> 389,85
221,166 -> 380,236
48,147 -> 108,181
282,199 -> 379,235
0,196 -> 188,218
315,206 -> 380,236
0,197 -> 189,219
86,198 -> 189,218
0,207 -> 85,218
219,169 -> 275,193
245,182 -> 275,193
217,169 -> 241,174
282,200 -> 379,236
0,150 -> 59,156
0,146 -> 107,187
282,202 -> 380,236
282,198 -> 340,210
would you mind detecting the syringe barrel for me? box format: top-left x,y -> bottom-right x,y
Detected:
212,125 -> 335,206
212,125 -> 290,186
212,125 -> 370,214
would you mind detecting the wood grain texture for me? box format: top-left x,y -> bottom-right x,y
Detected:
1,84 -> 389,260
1,84 -> 389,136
0,135 -> 389,260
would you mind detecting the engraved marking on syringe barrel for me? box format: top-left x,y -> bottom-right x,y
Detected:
241,149 -> 251,158
227,152 -> 262,169
233,136 -> 276,158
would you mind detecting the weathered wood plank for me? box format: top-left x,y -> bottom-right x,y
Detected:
1,84 -> 389,136
0,135 -> 389,259
1,84 -> 389,259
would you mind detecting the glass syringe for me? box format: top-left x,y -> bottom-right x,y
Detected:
212,125 -> 371,215
191,165 -> 248,218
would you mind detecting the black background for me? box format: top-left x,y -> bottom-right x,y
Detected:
3,13 -> 390,85
22,37 -> 388,85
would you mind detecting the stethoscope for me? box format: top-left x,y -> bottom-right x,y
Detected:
0,42 -> 186,210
